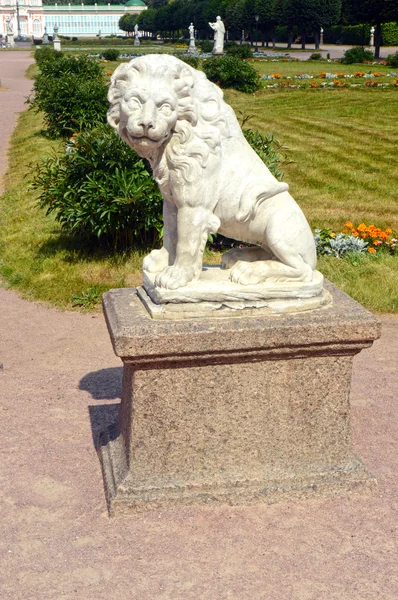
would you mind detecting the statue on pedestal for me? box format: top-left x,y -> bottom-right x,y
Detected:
134,23 -> 140,46
43,26 -> 49,44
6,17 -> 15,48
209,16 -> 225,55
188,23 -> 196,53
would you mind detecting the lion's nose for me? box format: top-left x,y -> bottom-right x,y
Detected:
136,100 -> 156,131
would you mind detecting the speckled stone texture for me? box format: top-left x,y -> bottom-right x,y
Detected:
100,281 -> 380,516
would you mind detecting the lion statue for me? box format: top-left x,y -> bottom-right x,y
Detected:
108,54 -> 316,290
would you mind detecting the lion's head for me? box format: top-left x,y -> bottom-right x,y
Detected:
108,55 -> 239,171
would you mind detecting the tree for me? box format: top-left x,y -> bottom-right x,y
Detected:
284,0 -> 341,48
119,13 -> 137,35
343,0 -> 398,58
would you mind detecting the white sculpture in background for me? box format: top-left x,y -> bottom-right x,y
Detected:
134,23 -> 140,46
209,16 -> 225,55
6,17 -> 15,48
108,55 -> 316,291
188,23 -> 196,53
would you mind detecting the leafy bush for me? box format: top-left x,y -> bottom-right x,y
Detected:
340,46 -> 374,64
34,45 -> 64,67
381,22 -> 398,46
309,52 -> 322,60
241,116 -> 289,181
225,43 -> 253,59
33,39 -> 43,46
31,124 -> 163,249
202,56 -> 260,93
101,48 -> 120,61
28,54 -> 108,137
179,55 -> 199,69
200,40 -> 213,53
314,229 -> 368,257
387,51 -> 398,68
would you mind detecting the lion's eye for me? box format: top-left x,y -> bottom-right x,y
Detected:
129,97 -> 141,111
159,103 -> 172,116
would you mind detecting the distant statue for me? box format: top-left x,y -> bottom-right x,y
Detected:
6,17 -> 13,35
134,23 -> 140,46
209,16 -> 225,55
6,17 -> 15,48
188,22 -> 196,53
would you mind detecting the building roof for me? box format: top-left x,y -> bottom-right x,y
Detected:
42,3 -> 145,12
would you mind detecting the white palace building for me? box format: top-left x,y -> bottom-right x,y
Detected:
0,0 -> 146,39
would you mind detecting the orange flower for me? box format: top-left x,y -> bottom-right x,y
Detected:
368,247 -> 376,253
361,234 -> 367,238
357,223 -> 367,232
345,221 -> 353,228
352,231 -> 359,237
342,229 -> 349,233
386,228 -> 392,235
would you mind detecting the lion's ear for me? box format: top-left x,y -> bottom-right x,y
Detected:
175,67 -> 194,92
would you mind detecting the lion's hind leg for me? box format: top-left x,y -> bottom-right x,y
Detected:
221,246 -> 272,270
229,251 -> 313,285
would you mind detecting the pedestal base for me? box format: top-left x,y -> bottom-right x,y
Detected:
100,282 -> 380,516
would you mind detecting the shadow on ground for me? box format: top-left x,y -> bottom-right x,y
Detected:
80,367 -> 122,447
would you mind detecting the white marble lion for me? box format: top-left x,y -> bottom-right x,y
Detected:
107,54 -> 316,290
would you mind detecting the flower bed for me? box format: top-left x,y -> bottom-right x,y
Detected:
315,222 -> 397,258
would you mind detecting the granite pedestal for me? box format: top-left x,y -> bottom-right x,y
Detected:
100,282 -> 380,516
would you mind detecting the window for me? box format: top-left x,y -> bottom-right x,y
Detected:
33,18 -> 40,35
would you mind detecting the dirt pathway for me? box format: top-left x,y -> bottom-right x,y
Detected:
0,51 -> 34,194
0,50 -> 397,600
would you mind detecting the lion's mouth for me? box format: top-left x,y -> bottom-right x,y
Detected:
125,129 -> 170,147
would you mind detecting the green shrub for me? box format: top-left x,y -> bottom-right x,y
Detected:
28,54 -> 108,137
101,48 -> 120,61
340,46 -> 374,64
309,52 -> 322,60
225,43 -> 253,59
202,56 -> 260,93
179,55 -> 199,69
200,40 -> 213,53
33,39 -> 43,46
239,115 -> 289,181
381,22 -> 398,45
31,124 -> 163,249
386,51 -> 398,68
34,45 -> 64,67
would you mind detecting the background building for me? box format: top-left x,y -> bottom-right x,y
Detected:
0,0 -> 146,39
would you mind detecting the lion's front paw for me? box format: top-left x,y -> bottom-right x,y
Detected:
155,265 -> 194,290
143,248 -> 169,273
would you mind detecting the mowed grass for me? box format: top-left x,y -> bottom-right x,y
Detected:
226,87 -> 398,229
0,64 -> 397,312
225,86 -> 398,311
253,59 -> 395,78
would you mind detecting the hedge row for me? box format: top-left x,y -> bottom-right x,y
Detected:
324,22 -> 398,46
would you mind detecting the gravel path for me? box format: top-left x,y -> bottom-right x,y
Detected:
0,50 -> 397,600
0,51 -> 34,194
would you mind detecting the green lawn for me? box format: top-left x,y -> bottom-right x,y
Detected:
0,60 -> 397,312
